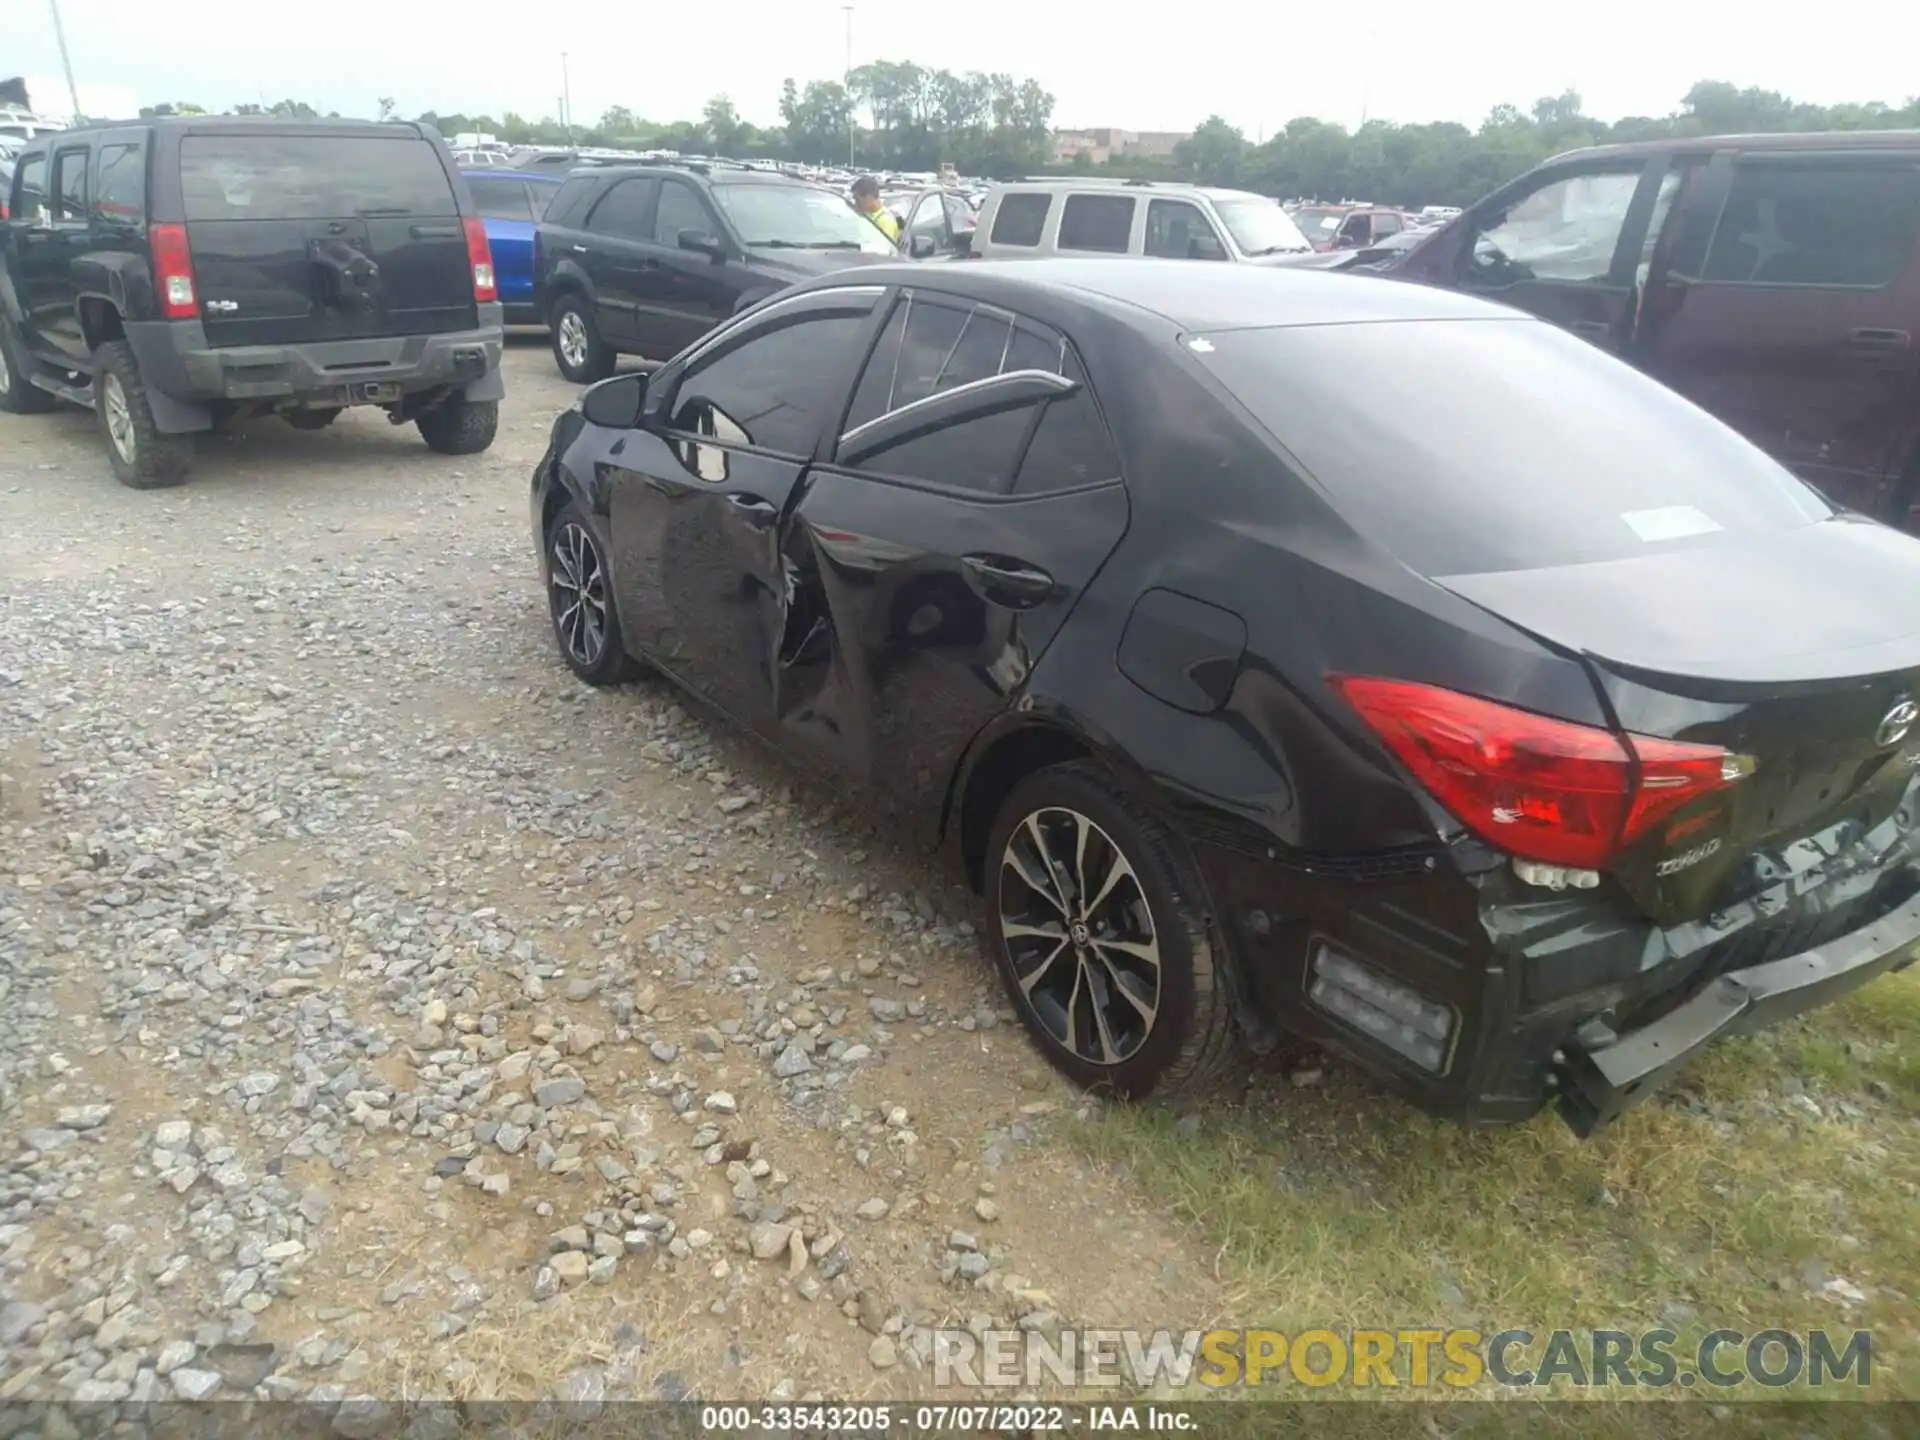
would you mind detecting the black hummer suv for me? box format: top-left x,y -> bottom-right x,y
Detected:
0,117 -> 505,488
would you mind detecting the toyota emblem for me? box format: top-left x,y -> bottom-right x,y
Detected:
1876,699 -> 1919,748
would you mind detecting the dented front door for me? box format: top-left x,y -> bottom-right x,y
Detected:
605,288 -> 883,734
765,293 -> 1132,834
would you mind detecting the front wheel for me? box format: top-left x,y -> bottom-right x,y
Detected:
416,396 -> 498,455
545,502 -> 641,685
984,761 -> 1238,1100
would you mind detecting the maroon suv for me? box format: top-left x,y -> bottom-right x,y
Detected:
1394,132 -> 1920,527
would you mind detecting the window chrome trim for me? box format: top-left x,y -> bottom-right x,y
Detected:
839,368 -> 1075,447
677,284 -> 888,373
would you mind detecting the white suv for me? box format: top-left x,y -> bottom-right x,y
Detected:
970,180 -> 1312,263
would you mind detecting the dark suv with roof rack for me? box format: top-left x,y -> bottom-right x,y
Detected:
0,116 -> 503,488
533,161 -> 897,381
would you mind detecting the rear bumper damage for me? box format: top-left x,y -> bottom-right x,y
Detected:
1191,778 -> 1920,1136
1555,889 -> 1920,1135
123,310 -> 505,432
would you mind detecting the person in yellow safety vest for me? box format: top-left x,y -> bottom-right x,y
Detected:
851,176 -> 901,245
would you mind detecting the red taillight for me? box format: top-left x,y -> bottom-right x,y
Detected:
150,223 -> 197,319
464,217 -> 497,303
1332,676 -> 1734,870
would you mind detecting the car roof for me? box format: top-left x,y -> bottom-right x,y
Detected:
569,164 -> 824,186
463,168 -> 564,184
57,116 -> 432,139
802,258 -> 1523,333
1553,128 -> 1920,162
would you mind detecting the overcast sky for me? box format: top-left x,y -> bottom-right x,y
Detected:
14,0 -> 1918,136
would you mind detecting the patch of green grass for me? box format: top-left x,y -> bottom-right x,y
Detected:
1074,970 -> 1920,1406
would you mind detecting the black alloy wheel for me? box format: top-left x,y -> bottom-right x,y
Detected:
985,762 -> 1236,1098
545,503 -> 640,685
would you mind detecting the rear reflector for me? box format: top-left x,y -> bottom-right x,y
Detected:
149,223 -> 197,320
1331,675 -> 1739,871
464,217 -> 497,303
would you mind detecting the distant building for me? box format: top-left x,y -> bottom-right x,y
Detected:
1051,127 -> 1190,164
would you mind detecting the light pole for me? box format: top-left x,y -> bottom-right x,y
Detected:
47,0 -> 83,122
842,6 -> 855,169
561,52 -> 573,146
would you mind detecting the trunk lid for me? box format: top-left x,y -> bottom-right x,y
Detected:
1439,515 -> 1920,923
179,131 -> 475,347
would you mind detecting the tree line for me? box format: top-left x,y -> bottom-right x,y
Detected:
130,76 -> 1920,207
136,61 -> 1058,174
1166,82 -> 1920,206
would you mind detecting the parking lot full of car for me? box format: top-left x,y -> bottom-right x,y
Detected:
5,117 -> 1920,1136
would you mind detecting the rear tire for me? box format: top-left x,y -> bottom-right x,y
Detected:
551,296 -> 614,384
416,396 -> 498,455
0,319 -> 57,414
94,341 -> 191,489
983,761 -> 1238,1100
544,501 -> 641,685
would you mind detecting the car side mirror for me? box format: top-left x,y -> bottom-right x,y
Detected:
580,372 -> 647,428
908,234 -> 937,260
678,228 -> 725,260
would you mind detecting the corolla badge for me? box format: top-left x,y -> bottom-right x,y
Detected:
1876,699 -> 1919,749
1656,838 -> 1721,877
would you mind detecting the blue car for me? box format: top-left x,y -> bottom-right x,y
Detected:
462,170 -> 564,324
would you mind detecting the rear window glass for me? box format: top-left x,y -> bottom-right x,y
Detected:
467,175 -> 533,221
1189,320 -> 1831,576
990,192 -> 1050,247
180,135 -> 458,220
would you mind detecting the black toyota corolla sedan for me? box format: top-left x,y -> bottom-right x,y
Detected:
530,259 -> 1920,1136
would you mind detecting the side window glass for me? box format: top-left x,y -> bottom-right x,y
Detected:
93,143 -> 144,222
1700,162 -> 1920,287
940,309 -> 1013,390
14,156 -> 47,221
653,181 -> 709,246
1374,212 -> 1402,237
942,194 -> 973,235
889,299 -> 969,410
906,195 -> 944,246
845,301 -> 908,432
51,150 -> 87,221
586,178 -> 655,237
1058,195 -> 1134,254
989,192 -> 1050,247
1144,199 -> 1225,260
852,402 -> 1037,494
668,311 -> 867,458
1015,350 -> 1121,494
1637,169 -> 1684,269
527,183 -> 557,220
1005,322 -> 1064,374
1468,169 -> 1641,284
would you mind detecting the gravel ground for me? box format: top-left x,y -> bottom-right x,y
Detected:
0,343 -> 1229,1416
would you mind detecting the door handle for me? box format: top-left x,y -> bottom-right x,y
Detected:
639,258 -> 661,270
726,494 -> 778,525
1568,320 -> 1612,340
571,244 -> 589,254
961,554 -> 1055,608
410,224 -> 460,239
1850,327 -> 1910,354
